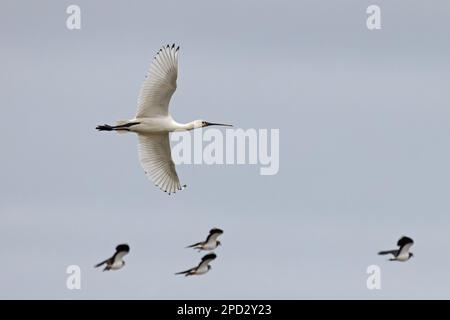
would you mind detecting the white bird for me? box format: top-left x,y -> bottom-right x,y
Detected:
186,228 -> 224,251
96,44 -> 232,194
94,244 -> 130,271
175,253 -> 217,276
378,236 -> 414,262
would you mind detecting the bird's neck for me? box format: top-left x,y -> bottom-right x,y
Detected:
174,121 -> 196,131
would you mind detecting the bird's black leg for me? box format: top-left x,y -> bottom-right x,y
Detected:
96,122 -> 140,131
96,124 -> 114,131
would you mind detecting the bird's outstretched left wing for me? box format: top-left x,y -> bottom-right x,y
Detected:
138,133 -> 183,194
136,44 -> 179,118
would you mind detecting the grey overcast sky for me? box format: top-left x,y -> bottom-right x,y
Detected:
1,0 -> 450,299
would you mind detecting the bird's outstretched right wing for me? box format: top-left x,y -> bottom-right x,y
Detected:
111,244 -> 130,261
197,253 -> 217,269
205,228 -> 223,243
138,133 -> 183,194
113,250 -> 129,261
396,236 -> 414,257
397,242 -> 414,257
115,244 -> 130,253
136,44 -> 179,118
397,236 -> 414,247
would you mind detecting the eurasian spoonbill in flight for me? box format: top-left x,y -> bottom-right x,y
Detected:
96,44 -> 232,194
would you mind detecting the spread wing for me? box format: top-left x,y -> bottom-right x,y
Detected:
205,228 -> 223,243
397,236 -> 414,256
136,44 -> 179,118
197,253 -> 217,269
397,236 -> 414,247
398,242 -> 414,257
138,133 -> 183,194
112,244 -> 130,261
113,251 -> 129,261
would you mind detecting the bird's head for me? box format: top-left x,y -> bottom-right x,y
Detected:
193,120 -> 233,129
208,265 -> 212,270
409,253 -> 414,259
217,241 -> 222,246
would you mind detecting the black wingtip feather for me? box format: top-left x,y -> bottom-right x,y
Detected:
202,253 -> 217,261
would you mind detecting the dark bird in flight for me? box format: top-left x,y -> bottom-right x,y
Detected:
186,228 -> 223,251
175,253 -> 217,276
95,244 -> 130,271
378,236 -> 414,262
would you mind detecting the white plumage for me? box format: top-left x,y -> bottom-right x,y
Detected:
138,134 -> 181,194
137,44 -> 178,118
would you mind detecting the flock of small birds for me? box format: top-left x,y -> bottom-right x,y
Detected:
94,232 -> 414,277
94,228 -> 224,276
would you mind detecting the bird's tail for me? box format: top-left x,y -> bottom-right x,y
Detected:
175,269 -> 192,276
94,259 -> 108,268
186,242 -> 202,249
378,250 -> 397,256
175,271 -> 188,275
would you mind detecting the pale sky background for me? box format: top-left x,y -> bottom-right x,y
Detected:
1,0 -> 450,299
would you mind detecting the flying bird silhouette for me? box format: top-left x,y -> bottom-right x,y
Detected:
175,253 -> 217,276
96,44 -> 232,194
94,244 -> 130,271
378,236 -> 414,262
186,228 -> 224,251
